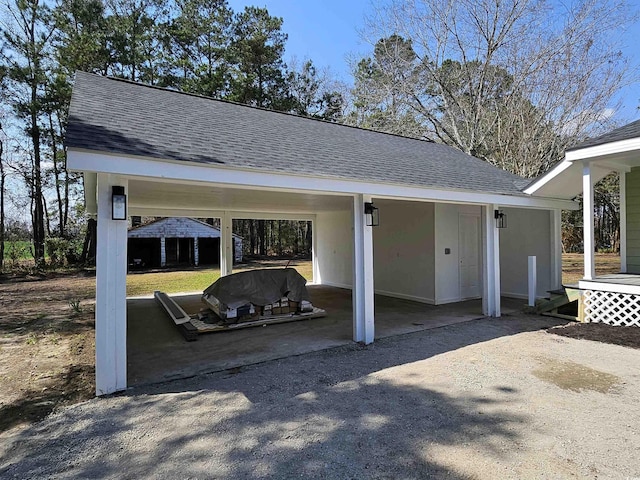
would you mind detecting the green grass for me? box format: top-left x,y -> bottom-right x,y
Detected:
126,268 -> 221,297
3,241 -> 33,260
126,260 -> 314,297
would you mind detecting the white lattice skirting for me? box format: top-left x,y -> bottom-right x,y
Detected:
583,290 -> 640,327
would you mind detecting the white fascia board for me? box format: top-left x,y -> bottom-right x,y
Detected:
522,159 -> 572,196
565,137 -> 640,162
578,280 -> 640,295
68,149 -> 577,210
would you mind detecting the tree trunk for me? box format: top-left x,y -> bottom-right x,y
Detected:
0,138 -> 5,271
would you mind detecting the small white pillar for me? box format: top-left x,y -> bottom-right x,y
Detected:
95,173 -> 128,395
160,237 -> 166,267
528,256 -> 537,306
220,211 -> 233,276
620,171 -> 627,273
353,194 -> 375,344
482,205 -> 501,317
194,237 -> 199,266
583,163 -> 595,280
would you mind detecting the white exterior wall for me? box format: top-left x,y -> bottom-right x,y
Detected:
373,200 -> 435,303
315,210 -> 353,288
434,204 -> 482,304
500,207 -> 552,299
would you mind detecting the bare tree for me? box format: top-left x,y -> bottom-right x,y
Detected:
355,0 -> 636,177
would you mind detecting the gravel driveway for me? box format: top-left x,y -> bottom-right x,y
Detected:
1,314 -> 640,479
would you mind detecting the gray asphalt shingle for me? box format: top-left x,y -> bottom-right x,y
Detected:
66,72 -> 527,196
567,118 -> 640,151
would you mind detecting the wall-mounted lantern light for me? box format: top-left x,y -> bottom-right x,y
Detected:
112,186 -> 127,220
494,209 -> 506,229
364,202 -> 380,227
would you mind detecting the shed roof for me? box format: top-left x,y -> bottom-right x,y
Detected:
128,217 -> 242,239
67,72 -> 528,196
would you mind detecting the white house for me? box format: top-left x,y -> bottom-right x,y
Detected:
525,119 -> 640,326
128,217 -> 243,268
65,72 -> 576,395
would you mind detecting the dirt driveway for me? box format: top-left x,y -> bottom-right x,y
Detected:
1,314 -> 639,479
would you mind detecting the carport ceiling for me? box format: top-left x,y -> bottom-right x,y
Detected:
127,178 -> 353,215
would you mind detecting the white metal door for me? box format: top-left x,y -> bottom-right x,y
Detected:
459,213 -> 481,299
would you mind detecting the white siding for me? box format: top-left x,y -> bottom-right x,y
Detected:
315,210 -> 353,288
373,200 -> 435,303
500,207 -> 552,299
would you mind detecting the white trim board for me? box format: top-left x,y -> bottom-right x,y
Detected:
68,149 -> 577,211
578,280 -> 640,295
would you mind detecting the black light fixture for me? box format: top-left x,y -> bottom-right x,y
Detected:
112,186 -> 127,220
494,209 -> 506,229
364,202 -> 380,227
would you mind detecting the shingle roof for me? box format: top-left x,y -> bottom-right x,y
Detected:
66,72 -> 527,196
567,118 -> 640,151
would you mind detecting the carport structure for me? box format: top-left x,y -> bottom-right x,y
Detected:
66,73 -> 575,395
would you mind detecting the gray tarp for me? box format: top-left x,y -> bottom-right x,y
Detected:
202,268 -> 310,309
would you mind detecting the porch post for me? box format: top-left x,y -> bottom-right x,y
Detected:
194,237 -> 199,267
550,209 -> 563,289
482,205 -> 501,317
353,194 -> 375,344
620,171 -> 627,273
583,162 -> 595,280
160,237 -> 166,267
220,211 -> 233,276
95,173 -> 128,395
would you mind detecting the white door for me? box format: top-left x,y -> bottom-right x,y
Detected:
459,214 -> 481,299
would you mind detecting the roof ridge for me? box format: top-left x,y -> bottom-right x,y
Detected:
74,71 -> 438,146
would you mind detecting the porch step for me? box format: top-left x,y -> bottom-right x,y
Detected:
525,286 -> 580,320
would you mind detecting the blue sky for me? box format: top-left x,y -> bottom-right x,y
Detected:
228,0 -> 640,122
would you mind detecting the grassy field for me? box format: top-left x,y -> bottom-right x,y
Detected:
562,252 -> 620,285
126,259 -> 314,297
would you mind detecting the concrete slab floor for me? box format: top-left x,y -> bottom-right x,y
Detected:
127,285 -> 525,387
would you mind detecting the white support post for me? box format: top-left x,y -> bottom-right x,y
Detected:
95,174 -> 128,396
194,237 -> 199,267
583,163 -> 595,280
220,211 -> 233,276
482,205 -> 501,317
353,194 -> 375,344
311,218 -> 319,284
160,237 -> 166,267
620,171 -> 627,273
550,209 -> 563,289
528,256 -> 537,306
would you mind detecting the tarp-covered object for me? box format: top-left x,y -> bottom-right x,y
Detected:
203,268 -> 310,309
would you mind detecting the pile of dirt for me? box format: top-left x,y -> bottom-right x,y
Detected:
548,322 -> 640,349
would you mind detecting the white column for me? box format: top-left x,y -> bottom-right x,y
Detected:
482,205 -> 501,317
620,171 -> 627,273
311,218 -> 319,284
353,194 -> 375,344
160,237 -> 166,267
550,209 -> 563,289
220,211 -> 233,276
583,163 -> 595,280
194,237 -> 199,267
528,256 -> 537,306
95,174 -> 128,396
